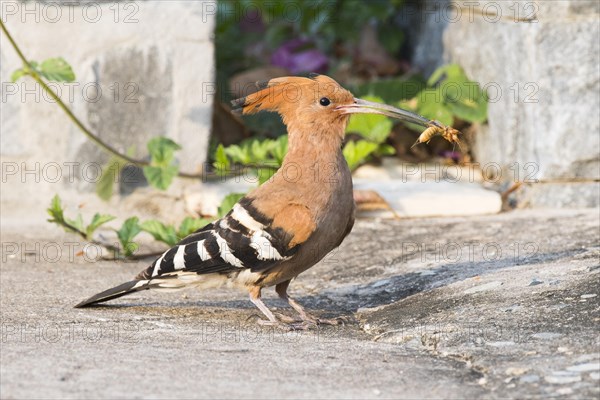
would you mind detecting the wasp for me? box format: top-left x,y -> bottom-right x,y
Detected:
412,122 -> 462,150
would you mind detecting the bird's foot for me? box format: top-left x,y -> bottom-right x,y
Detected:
256,317 -> 317,331
314,315 -> 349,326
277,312 -> 350,326
274,312 -> 305,324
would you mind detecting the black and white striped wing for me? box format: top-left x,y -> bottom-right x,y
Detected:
136,202 -> 298,281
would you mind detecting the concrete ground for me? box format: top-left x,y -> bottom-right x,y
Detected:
1,208 -> 599,399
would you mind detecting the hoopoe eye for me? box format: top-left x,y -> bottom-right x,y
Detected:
319,97 -> 331,106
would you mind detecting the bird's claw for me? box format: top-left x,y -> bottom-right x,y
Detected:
250,311 -> 352,330
274,312 -> 303,324
313,315 -> 351,326
257,318 -> 317,331
277,312 -> 351,327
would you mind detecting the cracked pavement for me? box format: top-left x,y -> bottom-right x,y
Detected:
1,208 -> 599,399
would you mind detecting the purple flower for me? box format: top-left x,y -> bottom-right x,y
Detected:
440,151 -> 462,163
271,39 -> 328,74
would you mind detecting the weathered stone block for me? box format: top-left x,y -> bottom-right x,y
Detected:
0,1 -> 215,211
443,1 -> 600,182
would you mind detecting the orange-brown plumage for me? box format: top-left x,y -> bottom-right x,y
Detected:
76,74 -> 444,329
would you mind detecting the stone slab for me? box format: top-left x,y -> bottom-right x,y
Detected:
354,178 -> 502,217
1,208 -> 599,398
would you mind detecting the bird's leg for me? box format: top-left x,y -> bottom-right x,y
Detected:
248,286 -> 278,324
275,280 -> 345,326
248,286 -> 315,330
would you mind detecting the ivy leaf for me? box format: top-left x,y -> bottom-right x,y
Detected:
178,217 -> 211,239
85,213 -> 116,239
11,68 -> 27,82
343,140 -> 379,171
217,193 -> 246,218
147,137 -> 181,166
96,156 -> 127,201
38,58 -> 75,82
140,220 -> 179,247
213,143 -> 230,173
116,217 -> 141,257
143,165 -> 178,190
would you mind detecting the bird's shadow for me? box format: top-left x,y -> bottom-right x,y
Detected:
301,248 -> 587,314
85,248 -> 585,319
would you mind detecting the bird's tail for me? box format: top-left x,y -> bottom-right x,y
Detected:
74,280 -> 150,308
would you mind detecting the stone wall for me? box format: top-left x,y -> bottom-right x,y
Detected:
1,0 -> 215,221
410,0 -> 599,207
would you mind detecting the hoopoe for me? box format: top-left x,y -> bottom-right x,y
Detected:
75,74 -> 439,328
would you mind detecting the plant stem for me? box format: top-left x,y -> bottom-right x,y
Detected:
54,219 -> 163,260
0,19 -> 234,181
1,20 -> 148,164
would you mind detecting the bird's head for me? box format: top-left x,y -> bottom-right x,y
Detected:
231,74 -> 433,137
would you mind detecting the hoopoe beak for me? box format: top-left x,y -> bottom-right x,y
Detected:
336,98 -> 441,128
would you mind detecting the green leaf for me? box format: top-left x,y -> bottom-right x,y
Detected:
417,89 -> 454,126
116,217 -> 141,257
66,214 -> 85,233
96,156 -> 127,201
85,213 -> 116,239
343,140 -> 379,171
178,217 -> 211,239
442,81 -> 488,123
250,138 -> 271,161
425,63 -> 488,123
140,220 -> 179,247
38,58 -> 75,82
46,195 -> 82,235
427,63 -> 466,87
217,193 -> 246,218
213,143 -> 230,173
346,96 -> 393,143
147,137 -> 181,166
47,194 -> 66,225
11,68 -> 27,82
268,135 -> 288,165
369,119 -> 394,144
445,94 -> 488,123
46,195 -> 86,235
376,143 -> 396,156
224,142 -> 251,164
257,167 -> 277,185
347,113 -> 393,144
220,137 -> 288,171
143,165 -> 179,190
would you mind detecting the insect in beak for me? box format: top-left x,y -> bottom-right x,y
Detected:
337,98 -> 462,148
